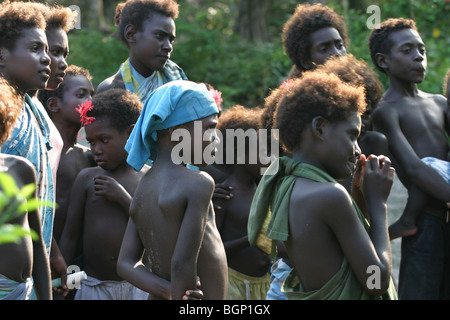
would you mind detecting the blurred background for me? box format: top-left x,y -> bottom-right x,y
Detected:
15,0 -> 450,110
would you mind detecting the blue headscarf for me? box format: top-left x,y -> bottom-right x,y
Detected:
125,80 -> 219,171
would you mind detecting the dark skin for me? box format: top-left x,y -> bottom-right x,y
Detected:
59,119 -> 148,282
97,12 -> 176,93
0,154 -> 52,300
214,150 -> 271,277
28,25 -> 71,296
118,116 -> 228,300
372,28 -> 450,234
285,113 -> 394,296
45,74 -> 95,243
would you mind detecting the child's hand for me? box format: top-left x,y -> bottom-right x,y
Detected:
361,155 -> 395,205
93,175 -> 129,203
212,184 -> 233,211
351,154 -> 366,196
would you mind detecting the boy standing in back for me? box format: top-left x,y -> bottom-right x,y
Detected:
369,18 -> 450,299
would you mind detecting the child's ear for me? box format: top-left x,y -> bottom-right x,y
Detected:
375,53 -> 389,72
124,24 -> 137,44
311,116 -> 326,141
46,97 -> 62,113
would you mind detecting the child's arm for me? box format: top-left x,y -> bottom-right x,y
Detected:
92,175 -> 132,214
58,169 -> 90,265
21,163 -> 51,300
170,173 -> 214,300
373,106 -> 450,202
117,218 -> 171,299
323,155 -> 394,296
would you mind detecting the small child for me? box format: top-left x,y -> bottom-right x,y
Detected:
214,105 -> 272,300
117,80 -> 227,300
0,78 -> 51,300
59,89 -> 149,300
282,3 -> 349,78
247,72 -> 397,300
97,0 -> 187,101
38,65 -> 96,244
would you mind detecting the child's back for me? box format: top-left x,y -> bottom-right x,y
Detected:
131,162 -> 227,299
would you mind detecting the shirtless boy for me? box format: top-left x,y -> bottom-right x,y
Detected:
369,18 -> 450,299
59,89 -> 149,300
118,80 -> 227,300
214,105 -> 272,300
0,78 -> 51,300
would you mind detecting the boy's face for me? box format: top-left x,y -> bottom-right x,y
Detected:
46,27 -> 69,90
321,112 -> 362,180
61,75 -> 94,125
306,27 -> 347,69
0,28 -> 50,93
175,114 -> 218,167
85,118 -> 130,171
384,28 -> 427,83
131,13 -> 176,77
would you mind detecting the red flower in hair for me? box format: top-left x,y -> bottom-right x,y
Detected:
76,100 -> 96,126
209,88 -> 223,109
279,78 -> 294,89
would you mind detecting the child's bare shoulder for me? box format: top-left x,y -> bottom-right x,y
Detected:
97,71 -> 124,94
183,169 -> 215,195
2,154 -> 36,186
291,180 -> 351,216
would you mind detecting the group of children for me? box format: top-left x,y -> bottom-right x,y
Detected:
0,0 -> 449,301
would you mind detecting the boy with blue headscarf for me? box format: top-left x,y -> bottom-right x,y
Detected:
118,80 -> 228,300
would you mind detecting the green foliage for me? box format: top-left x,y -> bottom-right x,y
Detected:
67,27 -> 128,87
343,0 -> 450,95
66,0 -> 449,109
0,173 -> 40,244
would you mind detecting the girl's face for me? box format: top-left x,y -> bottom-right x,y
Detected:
321,112 -> 362,180
1,28 -> 50,94
60,75 -> 94,125
85,118 -> 131,171
130,13 -> 176,77
46,27 -> 69,90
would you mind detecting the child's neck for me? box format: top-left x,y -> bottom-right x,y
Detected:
54,121 -> 80,148
385,76 -> 420,100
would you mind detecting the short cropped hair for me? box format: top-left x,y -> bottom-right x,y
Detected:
274,72 -> 366,152
115,0 -> 179,46
282,3 -> 349,74
0,1 -> 46,50
0,77 -> 23,144
369,18 -> 418,74
38,65 -> 93,111
87,89 -> 142,132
